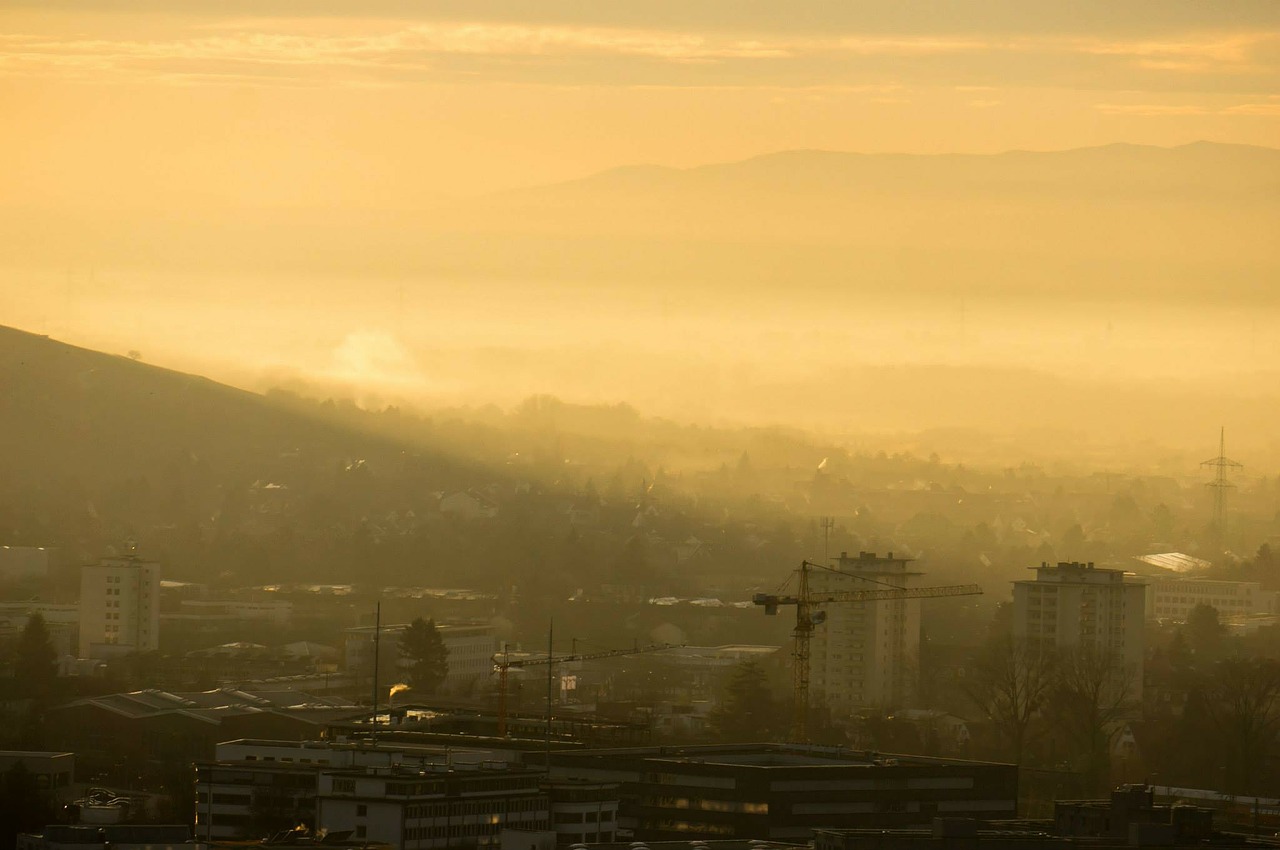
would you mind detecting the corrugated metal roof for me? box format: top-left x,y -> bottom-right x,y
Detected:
1135,553 -> 1213,573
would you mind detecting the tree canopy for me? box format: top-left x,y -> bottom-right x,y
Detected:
13,613 -> 57,699
709,660 -> 785,743
398,618 -> 449,695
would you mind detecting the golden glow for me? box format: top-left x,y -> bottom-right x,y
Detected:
1,2 -> 1278,468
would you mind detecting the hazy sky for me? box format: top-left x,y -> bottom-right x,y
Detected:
3,1 -> 1279,201
2,2 -> 1279,467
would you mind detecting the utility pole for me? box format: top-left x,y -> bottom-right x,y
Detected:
544,619 -> 553,771
370,601 -> 381,740
1201,427 -> 1242,555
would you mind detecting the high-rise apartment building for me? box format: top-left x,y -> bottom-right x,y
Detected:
1012,561 -> 1146,701
78,555 -> 159,658
809,551 -> 923,712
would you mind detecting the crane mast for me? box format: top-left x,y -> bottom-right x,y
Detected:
755,560 -> 983,743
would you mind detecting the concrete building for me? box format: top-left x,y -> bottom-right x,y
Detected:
197,739 -> 558,846
178,599 -> 294,624
541,743 -> 1018,842
78,555 -> 160,658
1012,562 -> 1146,702
1143,577 -> 1272,622
809,552 -> 924,712
542,779 -> 620,846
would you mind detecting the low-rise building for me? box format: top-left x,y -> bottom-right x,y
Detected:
1143,577 -> 1272,622
44,688 -> 360,785
197,739 -> 562,847
541,743 -> 1018,841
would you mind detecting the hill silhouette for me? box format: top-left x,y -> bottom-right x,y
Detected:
0,324 -> 480,490
0,325 -> 497,579
1,142 -> 1273,303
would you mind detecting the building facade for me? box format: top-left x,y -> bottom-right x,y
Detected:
1144,577 -> 1271,622
543,743 -> 1018,842
78,556 -> 160,658
1012,562 -> 1146,702
197,739 -> 557,847
809,552 -> 924,712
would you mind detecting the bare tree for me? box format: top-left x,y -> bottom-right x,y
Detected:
1047,645 -> 1133,794
960,636 -> 1058,765
1199,658 -> 1280,794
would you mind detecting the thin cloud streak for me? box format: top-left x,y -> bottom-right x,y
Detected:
2,23 -> 1277,88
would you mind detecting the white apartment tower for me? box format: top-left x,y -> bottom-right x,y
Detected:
79,555 -> 160,658
809,551 -> 923,712
1012,561 -> 1146,701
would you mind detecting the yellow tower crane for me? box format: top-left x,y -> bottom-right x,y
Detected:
753,560 -> 982,743
493,642 -> 677,737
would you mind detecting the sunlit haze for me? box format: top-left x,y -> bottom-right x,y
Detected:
3,0 -> 1279,466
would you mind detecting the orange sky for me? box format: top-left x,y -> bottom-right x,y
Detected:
2,2 -> 1278,203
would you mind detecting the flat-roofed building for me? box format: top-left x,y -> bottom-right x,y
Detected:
197,739 -> 558,847
541,743 -> 1018,842
1143,577 -> 1271,622
1012,562 -> 1145,702
809,552 -> 924,712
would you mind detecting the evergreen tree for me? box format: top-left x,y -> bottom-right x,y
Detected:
709,661 -> 784,742
14,613 -> 57,700
398,618 -> 449,694
1184,604 -> 1226,659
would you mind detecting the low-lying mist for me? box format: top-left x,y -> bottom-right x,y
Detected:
6,266 -> 1278,473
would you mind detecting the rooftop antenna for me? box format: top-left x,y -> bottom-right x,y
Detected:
1201,427 -> 1242,555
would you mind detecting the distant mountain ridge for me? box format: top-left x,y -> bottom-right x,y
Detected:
0,141 -> 1274,302
504,140 -> 1278,197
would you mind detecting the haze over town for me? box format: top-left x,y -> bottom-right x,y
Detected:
2,1 -> 1280,845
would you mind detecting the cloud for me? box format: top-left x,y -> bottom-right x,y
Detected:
1095,101 -> 1280,116
1,21 -> 1277,91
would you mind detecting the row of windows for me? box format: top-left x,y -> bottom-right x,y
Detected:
1156,597 -> 1251,607
646,797 -> 767,814
406,818 -> 548,840
553,810 -> 614,824
560,832 -> 615,844
406,798 -> 545,819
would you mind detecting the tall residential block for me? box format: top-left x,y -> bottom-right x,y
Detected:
1012,561 -> 1146,701
78,556 -> 160,658
810,551 -> 923,712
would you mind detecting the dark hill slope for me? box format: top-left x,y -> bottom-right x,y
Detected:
0,326 -> 487,578
0,325 -> 474,487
